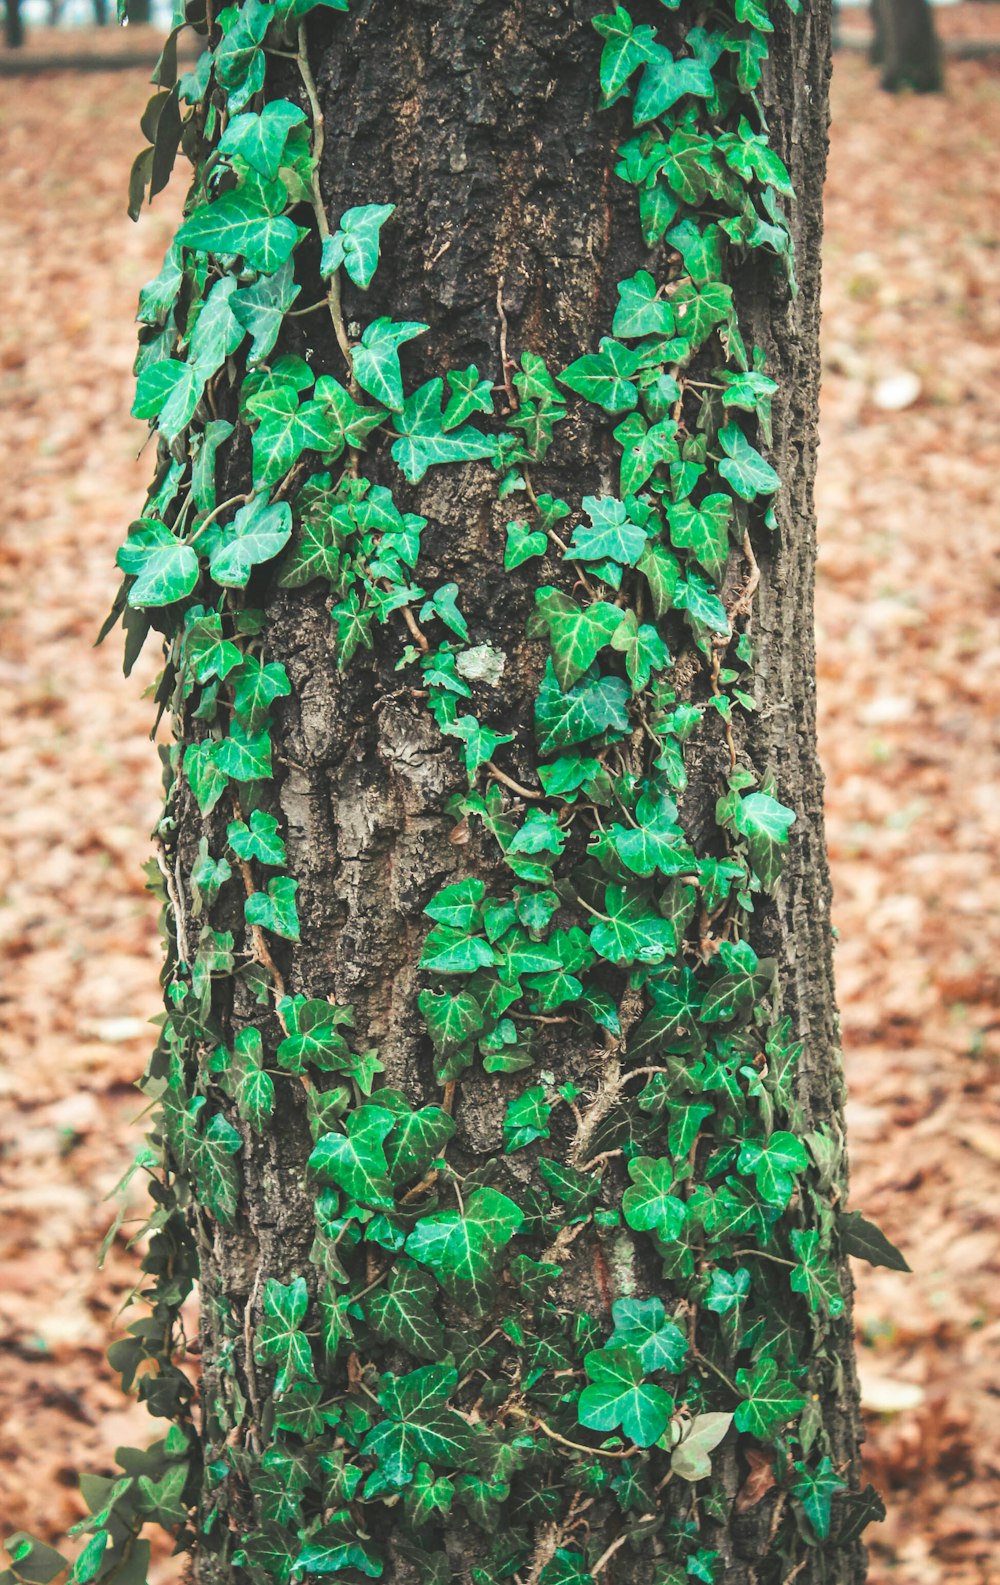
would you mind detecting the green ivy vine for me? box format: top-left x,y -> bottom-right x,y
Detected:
2,3 -> 910,1585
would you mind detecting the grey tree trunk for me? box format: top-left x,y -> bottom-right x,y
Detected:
871,0 -> 944,90
165,2 -> 866,1582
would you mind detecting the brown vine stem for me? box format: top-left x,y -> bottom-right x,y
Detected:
487,762 -> 542,800
505,1405 -> 633,1461
154,842 -> 188,966
296,21 -> 354,376
591,1534 -> 629,1579
187,491 -> 251,547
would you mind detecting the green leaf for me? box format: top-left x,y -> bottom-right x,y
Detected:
308,1106 -> 396,1209
729,791 -> 795,890
256,1275 -> 315,1393
622,1156 -> 686,1241
593,7 -> 659,97
208,499 -> 292,587
178,188 -> 302,274
423,878 -> 485,931
503,1086 -> 552,1153
189,1109 -> 242,1224
352,317 -> 428,411
420,925 -> 497,976
322,203 -> 395,289
791,1457 -> 847,1541
607,804 -> 692,879
590,884 -> 675,967
699,939 -> 774,1023
294,1535 -> 381,1578
566,495 -> 648,569
133,358 -> 202,442
245,875 -> 300,940
362,1363 -> 474,1487
609,609 -> 671,692
736,1130 -> 808,1209
443,365 -> 494,428
233,657 -> 291,731
367,1262 -> 447,1361
666,217 -> 724,285
535,660 -> 631,757
314,375 -> 386,452
227,809 -> 286,866
666,494 -> 732,581
638,543 -> 681,617
184,740 -> 228,815
442,714 -> 515,780
613,412 -> 679,495
407,1464 -> 455,1527
392,379 -> 495,483
633,46 -> 714,125
789,1229 -> 845,1318
214,721 -> 272,782
117,520 -> 199,608
505,520 -> 548,571
838,1210 -> 910,1272
612,270 -> 676,338
559,339 -> 640,413
532,587 -> 625,691
718,423 -> 780,500
331,589 -> 373,667
385,1105 -> 456,1188
405,1186 -> 524,1311
578,1346 -> 673,1447
734,1356 -> 806,1439
218,100 -> 306,179
232,257 -> 300,364
418,989 -> 484,1056
276,998 -> 353,1072
537,1158 -> 600,1218
609,1296 -> 688,1373
188,276 -> 246,380
674,572 -> 730,636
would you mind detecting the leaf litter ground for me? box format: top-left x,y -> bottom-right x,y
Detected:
0,33 -> 997,1585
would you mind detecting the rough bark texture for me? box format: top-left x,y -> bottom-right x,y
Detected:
188,2 -> 864,1579
871,0 -> 944,90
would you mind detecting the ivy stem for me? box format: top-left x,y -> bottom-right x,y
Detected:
730,1248 -> 796,1269
692,1347 -> 739,1396
187,492 -> 251,547
591,1534 -> 629,1579
487,762 -> 542,801
296,21 -> 354,375
505,1405 -> 634,1461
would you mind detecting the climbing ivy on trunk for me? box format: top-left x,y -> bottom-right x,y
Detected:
3,3 -> 910,1585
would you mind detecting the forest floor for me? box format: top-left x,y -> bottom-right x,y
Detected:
0,33 -> 998,1585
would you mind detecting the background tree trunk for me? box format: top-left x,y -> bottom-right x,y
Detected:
871,0 -> 944,90
158,2 -> 866,1581
4,0 -> 25,51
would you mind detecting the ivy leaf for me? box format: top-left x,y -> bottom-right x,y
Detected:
590,884 -> 675,967
307,1106 -> 396,1209
227,809 -> 286,867
593,8 -> 659,97
185,740 -> 228,816
256,1275 -> 315,1393
613,412 -> 679,495
667,494 -> 732,581
666,217 -> 724,285
209,499 -> 293,588
276,998 -> 353,1072
424,878 -> 485,931
418,989 -> 484,1056
233,657 -> 292,731
184,609 -> 242,683
612,270 -> 675,338
505,520 -> 548,571
559,339 -> 641,413
535,660 -> 631,757
189,1109 -> 242,1225
736,1130 -> 808,1209
331,589 -> 374,667
294,1536 -> 381,1578
609,609 -> 671,692
609,1296 -> 688,1373
734,1356 -> 806,1439
622,1156 -> 686,1241
633,46 -> 714,125
133,357 -> 202,442
245,875 -> 300,941
362,1364 -> 474,1487
532,587 -> 625,690
669,1412 -> 733,1481
352,317 -> 429,411
321,203 -> 395,289
367,1262 -> 447,1361
789,1229 -> 845,1318
791,1457 -> 847,1541
838,1210 -> 910,1273
314,375 -> 386,452
117,520 -> 199,608
218,100 -> 306,179
566,495 -> 648,568
177,187 -> 302,274
699,939 -> 775,1022
407,1464 -> 455,1528
420,925 -> 498,976
233,1047 -> 275,1133
674,572 -> 730,637
537,1158 -> 601,1218
232,257 -> 300,364
607,805 -> 693,879
405,1187 -> 524,1312
420,584 -> 469,642
443,714 -> 515,781
503,1087 -> 552,1153
729,791 -> 795,890
718,423 -> 780,500
385,1106 -> 457,1188
392,378 -> 495,483
578,1345 -> 673,1448
671,280 -> 734,350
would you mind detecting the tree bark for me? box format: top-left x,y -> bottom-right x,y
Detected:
871,0 -> 944,90
4,0 -> 25,51
142,2 -> 866,1581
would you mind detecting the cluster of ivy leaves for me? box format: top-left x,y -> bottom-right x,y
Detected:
1,2 -> 912,1585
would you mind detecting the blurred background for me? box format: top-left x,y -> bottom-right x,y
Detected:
0,4 -> 997,1580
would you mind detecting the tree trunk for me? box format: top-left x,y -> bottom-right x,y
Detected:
95,2 -> 878,1583
4,0 -> 25,50
872,0 -> 944,90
